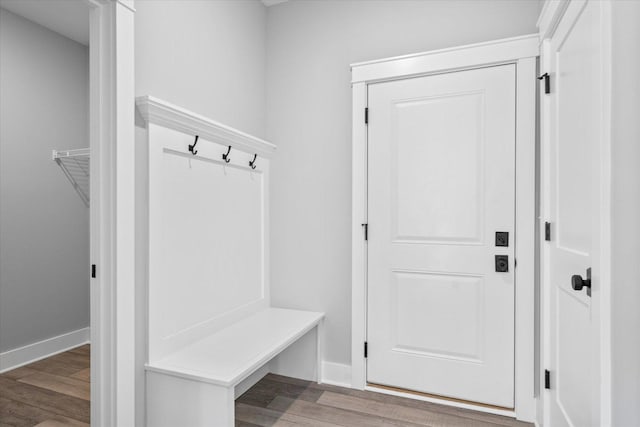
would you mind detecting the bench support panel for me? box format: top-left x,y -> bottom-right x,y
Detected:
147,371 -> 234,427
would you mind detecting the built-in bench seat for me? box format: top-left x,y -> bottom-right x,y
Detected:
146,307 -> 324,427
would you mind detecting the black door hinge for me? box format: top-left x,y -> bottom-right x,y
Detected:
538,73 -> 550,94
362,223 -> 368,241
91,264 -> 97,278
545,222 -> 551,241
545,369 -> 551,389
365,107 -> 369,124
364,342 -> 368,358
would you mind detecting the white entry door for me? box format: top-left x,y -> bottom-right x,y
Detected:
546,1 -> 603,426
367,65 -> 516,407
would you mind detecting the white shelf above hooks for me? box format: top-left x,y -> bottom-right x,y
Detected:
52,148 -> 90,207
135,95 -> 277,157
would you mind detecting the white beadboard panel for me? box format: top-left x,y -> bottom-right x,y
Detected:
0,328 -> 90,373
145,124 -> 271,362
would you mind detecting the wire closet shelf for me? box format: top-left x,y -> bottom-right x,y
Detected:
52,148 -> 90,207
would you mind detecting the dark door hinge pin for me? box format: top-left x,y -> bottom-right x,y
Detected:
545,369 -> 551,389
365,107 -> 369,124
538,73 -> 550,94
364,342 -> 368,358
91,264 -> 96,278
362,223 -> 368,241
545,222 -> 551,241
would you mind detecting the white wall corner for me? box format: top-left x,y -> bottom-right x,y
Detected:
320,361 -> 352,388
0,328 -> 90,373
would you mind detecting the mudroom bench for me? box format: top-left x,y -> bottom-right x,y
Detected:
137,96 -> 324,427
145,308 -> 324,427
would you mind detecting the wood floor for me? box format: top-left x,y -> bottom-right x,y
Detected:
1,346 -> 533,426
0,345 -> 90,427
236,374 -> 533,427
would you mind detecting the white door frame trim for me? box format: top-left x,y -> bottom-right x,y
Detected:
86,0 -> 136,425
350,34 -> 539,422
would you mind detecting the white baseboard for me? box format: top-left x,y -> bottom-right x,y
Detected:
0,327 -> 90,373
320,361 -> 351,388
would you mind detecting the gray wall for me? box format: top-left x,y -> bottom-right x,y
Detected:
0,9 -> 89,353
135,0 -> 267,138
611,0 -> 640,424
266,0 -> 541,366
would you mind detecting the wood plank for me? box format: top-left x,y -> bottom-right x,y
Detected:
27,359 -> 86,377
0,397 -> 79,427
67,346 -> 89,357
45,353 -> 89,370
234,403 -> 281,425
235,422 -> 261,427
0,377 -> 89,423
276,413 -> 345,427
317,391 -> 503,427
0,413 -> 32,427
236,377 -> 322,409
18,372 -> 90,401
309,382 -> 529,427
69,369 -> 90,383
34,416 -> 89,427
267,395 -> 426,427
0,367 -> 38,381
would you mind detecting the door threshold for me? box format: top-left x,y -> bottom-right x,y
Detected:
365,383 -> 516,418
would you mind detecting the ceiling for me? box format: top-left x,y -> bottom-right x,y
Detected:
0,0 -> 90,46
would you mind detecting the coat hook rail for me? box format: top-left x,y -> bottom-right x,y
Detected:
189,135 -> 199,155
222,145 -> 232,163
249,154 -> 257,170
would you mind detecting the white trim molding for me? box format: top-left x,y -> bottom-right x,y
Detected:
136,96 -> 276,158
320,361 -> 352,388
351,34 -> 538,83
351,35 -> 539,423
85,0 -> 136,426
0,328 -> 90,373
537,0 -> 571,42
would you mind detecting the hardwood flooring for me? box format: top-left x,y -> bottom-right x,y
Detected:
0,345 -> 90,427
1,345 -> 533,426
236,374 -> 533,427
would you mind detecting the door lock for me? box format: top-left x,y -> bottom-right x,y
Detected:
495,255 -> 509,272
495,231 -> 509,247
571,267 -> 591,297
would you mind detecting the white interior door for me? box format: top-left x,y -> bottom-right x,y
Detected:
546,1 -> 603,425
367,65 -> 516,407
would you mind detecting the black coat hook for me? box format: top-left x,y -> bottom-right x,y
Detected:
188,135 -> 199,155
222,146 -> 232,163
249,154 -> 257,170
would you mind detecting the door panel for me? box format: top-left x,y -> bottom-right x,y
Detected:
392,91 -> 484,244
547,1 -> 602,426
367,65 -> 516,407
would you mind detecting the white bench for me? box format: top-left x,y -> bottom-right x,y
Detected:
145,307 -> 324,427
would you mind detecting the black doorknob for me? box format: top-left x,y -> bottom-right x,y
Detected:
571,267 -> 592,296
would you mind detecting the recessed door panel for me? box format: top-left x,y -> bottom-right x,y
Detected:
392,92 -> 484,244
391,271 -> 483,362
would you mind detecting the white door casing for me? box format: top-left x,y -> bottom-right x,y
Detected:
86,0 -> 136,425
351,35 -> 538,421
367,65 -> 516,408
543,1 -> 608,426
